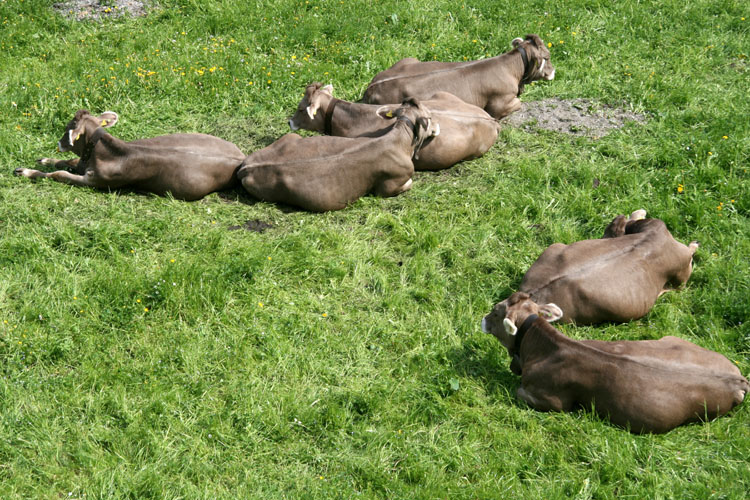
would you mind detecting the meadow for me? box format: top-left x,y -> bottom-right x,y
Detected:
1,0 -> 748,498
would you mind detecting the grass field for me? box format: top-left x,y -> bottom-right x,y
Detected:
1,0 -> 749,498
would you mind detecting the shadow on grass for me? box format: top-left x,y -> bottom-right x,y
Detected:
446,340 -> 520,399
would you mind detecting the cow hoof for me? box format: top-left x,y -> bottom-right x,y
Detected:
13,167 -> 26,176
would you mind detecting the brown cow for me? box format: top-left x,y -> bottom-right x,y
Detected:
362,34 -> 554,119
493,210 -> 699,325
14,109 -> 245,201
481,292 -> 749,433
237,98 -> 439,212
289,83 -> 500,171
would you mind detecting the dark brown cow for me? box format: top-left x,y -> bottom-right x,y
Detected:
362,34 -> 554,119
494,210 -> 699,325
481,292 -> 749,433
237,98 -> 439,212
15,110 -> 245,201
289,83 -> 499,171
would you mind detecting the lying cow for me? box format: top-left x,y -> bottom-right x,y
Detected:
14,109 -> 245,201
362,34 -> 555,119
289,83 -> 500,171
237,98 -> 439,212
481,291 -> 750,433
495,210 -> 699,325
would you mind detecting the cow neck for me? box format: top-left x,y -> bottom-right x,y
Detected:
397,115 -> 417,139
516,45 -> 533,96
323,98 -> 341,135
397,115 -> 432,160
514,313 -> 539,353
80,127 -> 107,165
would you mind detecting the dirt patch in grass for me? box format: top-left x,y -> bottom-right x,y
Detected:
53,0 -> 151,21
503,98 -> 647,138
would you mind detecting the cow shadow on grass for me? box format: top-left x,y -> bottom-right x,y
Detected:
446,339 -> 520,398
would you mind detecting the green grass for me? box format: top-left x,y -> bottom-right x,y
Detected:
1,0 -> 749,498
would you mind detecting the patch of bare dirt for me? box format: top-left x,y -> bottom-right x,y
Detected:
503,98 -> 647,138
53,0 -> 151,21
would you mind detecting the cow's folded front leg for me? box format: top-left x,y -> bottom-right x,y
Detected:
486,96 -> 521,120
517,385 -> 566,412
37,157 -> 82,172
376,176 -> 413,197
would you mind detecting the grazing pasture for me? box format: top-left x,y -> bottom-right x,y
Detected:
1,0 -> 748,498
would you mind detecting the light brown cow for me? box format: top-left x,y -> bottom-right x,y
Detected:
14,109 -> 245,201
237,98 -> 439,212
481,292 -> 749,434
362,34 -> 554,119
289,83 -> 500,171
493,210 -> 699,325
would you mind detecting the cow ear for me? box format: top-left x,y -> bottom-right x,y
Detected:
306,102 -> 320,120
538,303 -> 563,322
511,37 -> 523,48
376,105 -> 398,119
321,84 -> 333,95
68,120 -> 88,147
629,209 -> 647,221
503,318 -> 518,336
98,111 -> 118,128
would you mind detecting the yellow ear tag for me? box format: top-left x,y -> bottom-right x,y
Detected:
385,111 -> 393,118
101,120 -> 107,126
76,133 -> 81,141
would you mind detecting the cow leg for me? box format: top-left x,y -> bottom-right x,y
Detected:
486,96 -> 521,120
37,157 -> 82,173
15,168 -> 99,188
517,385 -> 566,412
375,177 -> 413,198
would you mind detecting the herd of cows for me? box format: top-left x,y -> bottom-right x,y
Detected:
14,34 -> 748,433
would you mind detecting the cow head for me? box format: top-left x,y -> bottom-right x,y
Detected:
58,109 -> 118,154
382,98 -> 440,159
510,34 -> 555,82
481,292 -> 562,352
289,82 -> 334,131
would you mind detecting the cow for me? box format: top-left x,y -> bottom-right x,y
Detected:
361,34 -> 555,120
14,109 -> 245,201
289,83 -> 500,171
237,98 -> 439,212
493,210 -> 699,325
481,291 -> 750,433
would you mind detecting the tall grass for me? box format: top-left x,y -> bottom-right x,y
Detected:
1,0 -> 748,498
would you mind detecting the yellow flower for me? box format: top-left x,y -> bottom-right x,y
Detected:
547,42 -> 552,48
258,302 -> 264,307
722,135 -> 728,139
137,299 -> 141,303
322,313 -> 328,317
144,307 -> 149,312
170,259 -> 175,263
677,184 -> 684,193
